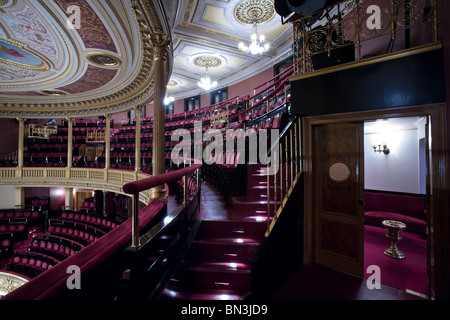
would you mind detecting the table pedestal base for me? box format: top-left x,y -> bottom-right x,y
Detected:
382,220 -> 407,260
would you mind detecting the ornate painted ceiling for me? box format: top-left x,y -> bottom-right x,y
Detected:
0,0 -> 292,118
0,0 -> 171,118
165,0 -> 292,100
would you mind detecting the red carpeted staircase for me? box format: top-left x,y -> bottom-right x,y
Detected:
160,164 -> 271,300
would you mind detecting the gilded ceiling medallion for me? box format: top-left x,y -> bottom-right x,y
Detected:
86,52 -> 121,68
167,79 -> 181,87
192,55 -> 222,69
234,0 -> 275,25
0,39 -> 51,72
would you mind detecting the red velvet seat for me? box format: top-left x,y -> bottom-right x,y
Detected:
364,191 -> 426,234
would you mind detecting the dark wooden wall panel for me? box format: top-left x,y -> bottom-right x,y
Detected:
291,49 -> 445,116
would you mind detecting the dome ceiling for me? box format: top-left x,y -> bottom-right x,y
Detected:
0,0 -> 172,118
0,0 -> 292,118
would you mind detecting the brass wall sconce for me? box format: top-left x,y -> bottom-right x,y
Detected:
373,144 -> 390,155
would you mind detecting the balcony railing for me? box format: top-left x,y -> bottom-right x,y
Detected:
0,167 -> 153,204
265,116 -> 303,236
293,0 -> 439,75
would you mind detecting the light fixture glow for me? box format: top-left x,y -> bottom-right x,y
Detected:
164,96 -> 174,105
197,66 -> 217,91
238,10 -> 270,55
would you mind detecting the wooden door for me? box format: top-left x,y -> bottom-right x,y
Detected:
424,116 -> 433,298
313,122 -> 365,276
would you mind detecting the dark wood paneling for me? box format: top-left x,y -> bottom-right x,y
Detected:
320,219 -> 359,259
314,122 -> 365,276
291,49 -> 445,116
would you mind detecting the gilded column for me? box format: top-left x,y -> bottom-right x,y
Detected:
65,187 -> 74,208
104,114 -> 112,169
16,118 -> 25,168
66,118 -> 73,168
149,33 -> 170,200
134,106 -> 143,172
15,187 -> 25,207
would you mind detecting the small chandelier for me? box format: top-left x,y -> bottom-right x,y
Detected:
238,10 -> 269,55
197,66 -> 217,91
164,96 -> 174,105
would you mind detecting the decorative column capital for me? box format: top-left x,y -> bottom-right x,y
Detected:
148,33 -> 170,60
134,105 -> 144,113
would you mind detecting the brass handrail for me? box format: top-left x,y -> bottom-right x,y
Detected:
266,116 -> 302,236
123,164 -> 202,249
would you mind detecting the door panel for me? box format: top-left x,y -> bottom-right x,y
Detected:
314,122 -> 364,276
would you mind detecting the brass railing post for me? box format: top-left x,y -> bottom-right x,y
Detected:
266,162 -> 270,231
196,168 -> 201,193
289,124 -> 297,179
131,193 -> 140,249
285,135 -> 289,197
183,175 -> 188,205
297,118 -> 302,173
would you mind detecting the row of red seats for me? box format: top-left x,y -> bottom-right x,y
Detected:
0,223 -> 26,233
60,212 -> 118,231
173,175 -> 198,204
0,211 -> 39,219
8,251 -> 58,278
121,98 -> 243,126
47,225 -> 100,245
30,234 -> 84,261
243,96 -> 290,122
49,218 -> 105,237
0,238 -> 12,256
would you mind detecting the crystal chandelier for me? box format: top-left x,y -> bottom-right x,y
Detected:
197,66 -> 217,90
238,11 -> 269,55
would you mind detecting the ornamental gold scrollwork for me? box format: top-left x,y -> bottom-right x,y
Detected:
292,0 -> 438,74
210,110 -> 229,128
86,131 -> 106,143
148,33 -> 171,61
27,124 -> 58,139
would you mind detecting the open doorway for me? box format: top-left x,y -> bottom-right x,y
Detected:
304,104 -> 448,299
363,116 -> 428,298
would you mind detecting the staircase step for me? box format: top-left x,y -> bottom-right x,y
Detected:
196,220 -> 266,242
161,287 -> 245,300
161,167 -> 277,300
166,264 -> 251,293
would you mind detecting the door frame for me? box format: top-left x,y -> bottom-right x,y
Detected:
302,103 -> 449,299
